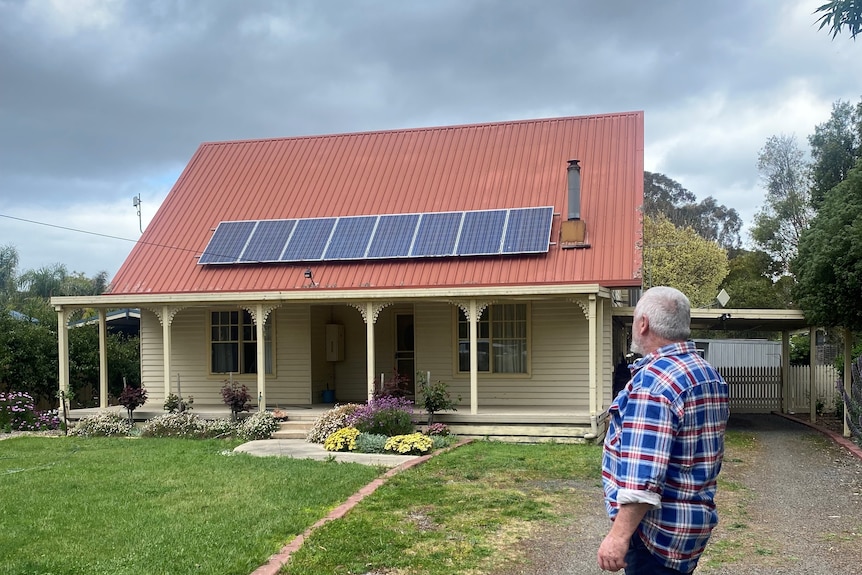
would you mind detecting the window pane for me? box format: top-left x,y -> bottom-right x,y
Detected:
243,342 -> 257,374
212,343 -> 238,373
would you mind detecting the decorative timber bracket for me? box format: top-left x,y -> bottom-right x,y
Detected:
244,304 -> 280,326
348,302 -> 393,324
148,306 -> 186,327
449,300 -> 494,321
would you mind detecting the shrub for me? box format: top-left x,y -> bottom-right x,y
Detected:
324,427 -> 360,452
417,374 -> 460,426
354,432 -> 388,453
376,370 -> 411,397
70,412 -> 132,437
307,403 -> 363,443
118,385 -> 148,421
164,393 -> 194,413
425,422 -> 450,437
430,435 -> 452,450
0,391 -> 60,432
142,412 -> 206,438
384,432 -> 434,455
348,395 -> 415,437
203,418 -> 239,439
237,411 -> 279,441
221,381 -> 251,420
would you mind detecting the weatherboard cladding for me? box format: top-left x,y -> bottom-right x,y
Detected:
109,112 -> 644,295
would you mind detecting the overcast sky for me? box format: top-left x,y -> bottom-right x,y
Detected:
0,0 -> 858,280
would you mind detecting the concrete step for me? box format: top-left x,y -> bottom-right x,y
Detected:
272,420 -> 313,440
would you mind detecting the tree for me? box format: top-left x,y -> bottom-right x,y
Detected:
793,158 -> 862,330
642,214 -> 729,307
644,172 -> 742,250
808,98 -> 862,208
719,249 -> 793,309
0,245 -> 18,299
815,0 -> 862,39
750,134 -> 813,274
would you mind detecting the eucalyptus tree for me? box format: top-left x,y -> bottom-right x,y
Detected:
808,98 -> 862,209
815,0 -> 862,39
644,172 -> 742,250
750,134 -> 812,274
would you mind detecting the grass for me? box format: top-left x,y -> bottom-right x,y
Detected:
0,436 -> 382,575
281,440 -> 602,574
0,436 -> 604,574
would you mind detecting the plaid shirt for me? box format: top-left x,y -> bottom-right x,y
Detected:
603,341 -> 729,573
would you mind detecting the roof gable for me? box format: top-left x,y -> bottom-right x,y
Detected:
109,112 -> 644,294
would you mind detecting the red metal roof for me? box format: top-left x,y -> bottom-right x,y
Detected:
109,112 -> 644,295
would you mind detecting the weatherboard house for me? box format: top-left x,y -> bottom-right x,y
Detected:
52,112 -> 646,441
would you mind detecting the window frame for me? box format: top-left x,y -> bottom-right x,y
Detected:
455,303 -> 530,376
208,308 -> 275,376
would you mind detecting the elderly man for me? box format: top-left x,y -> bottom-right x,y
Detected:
598,286 -> 729,574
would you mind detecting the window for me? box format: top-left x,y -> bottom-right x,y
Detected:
457,304 -> 528,373
210,310 -> 273,374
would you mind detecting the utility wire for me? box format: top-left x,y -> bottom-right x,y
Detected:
0,212 -> 203,258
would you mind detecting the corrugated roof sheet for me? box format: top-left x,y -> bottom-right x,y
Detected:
109,112 -> 644,295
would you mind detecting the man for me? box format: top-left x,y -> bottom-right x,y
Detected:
598,286 -> 729,574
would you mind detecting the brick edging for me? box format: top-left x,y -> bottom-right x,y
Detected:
249,438 -> 474,575
774,412 -> 862,462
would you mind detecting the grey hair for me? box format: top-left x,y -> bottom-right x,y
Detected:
635,286 -> 691,341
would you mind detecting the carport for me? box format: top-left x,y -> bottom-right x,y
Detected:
612,306 -> 854,432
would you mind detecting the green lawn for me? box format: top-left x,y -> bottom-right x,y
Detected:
0,436 -> 382,575
0,436 -> 604,575
282,440 -> 603,574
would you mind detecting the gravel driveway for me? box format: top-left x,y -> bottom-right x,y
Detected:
495,413 -> 862,575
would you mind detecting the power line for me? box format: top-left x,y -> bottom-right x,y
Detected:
0,212 -> 202,258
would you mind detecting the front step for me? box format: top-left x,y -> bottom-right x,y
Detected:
272,420 -> 313,440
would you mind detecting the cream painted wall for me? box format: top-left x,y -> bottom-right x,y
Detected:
139,306 -> 312,406
138,298 -> 612,413
412,300 -> 594,410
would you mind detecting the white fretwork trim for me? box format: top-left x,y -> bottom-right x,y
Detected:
244,304 -> 279,326
348,302 -> 393,323
448,300 -> 493,321
148,306 -> 185,327
569,297 -> 590,319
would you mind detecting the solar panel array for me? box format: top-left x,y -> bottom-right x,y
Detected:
198,206 -> 554,265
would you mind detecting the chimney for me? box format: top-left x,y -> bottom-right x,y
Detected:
560,159 -> 589,248
567,159 -> 581,220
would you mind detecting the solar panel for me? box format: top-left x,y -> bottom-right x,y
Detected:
456,210 -> 507,255
502,207 -> 554,253
279,218 -> 337,261
198,221 -> 257,264
199,207 -> 554,265
241,220 -> 297,262
411,211 -> 463,257
367,214 -> 420,258
324,216 -> 378,260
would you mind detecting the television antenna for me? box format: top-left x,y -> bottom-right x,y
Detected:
132,194 -> 143,233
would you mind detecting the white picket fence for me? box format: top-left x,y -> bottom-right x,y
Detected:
786,364 -> 841,414
717,365 -> 840,414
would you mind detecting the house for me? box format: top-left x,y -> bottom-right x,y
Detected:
51,112 -> 647,441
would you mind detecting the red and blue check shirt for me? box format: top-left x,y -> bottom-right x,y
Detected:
603,341 -> 729,573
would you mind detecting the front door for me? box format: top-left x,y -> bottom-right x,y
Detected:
395,313 -> 415,397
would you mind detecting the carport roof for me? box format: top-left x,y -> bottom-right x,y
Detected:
612,307 -> 810,333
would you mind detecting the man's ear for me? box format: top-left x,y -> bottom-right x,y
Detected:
635,314 -> 649,336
